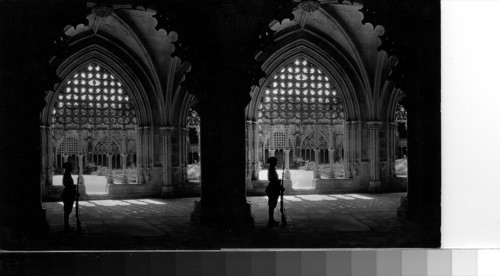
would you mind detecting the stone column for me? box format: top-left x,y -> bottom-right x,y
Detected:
367,121 -> 382,191
328,148 -> 335,178
144,126 -> 151,182
47,127 -> 54,186
181,127 -> 189,183
40,126 -> 47,192
328,126 -> 335,178
284,125 -> 291,180
314,148 -> 321,179
252,121 -> 259,180
269,126 -> 275,157
388,122 -> 397,176
106,154 -> 114,184
192,101 -> 253,227
77,130 -> 85,185
136,126 -> 144,183
245,120 -> 253,180
121,153 -> 128,183
62,154 -> 69,163
120,130 -> 128,183
284,149 -> 291,180
159,126 -> 174,195
343,122 -> 351,178
351,121 -> 358,176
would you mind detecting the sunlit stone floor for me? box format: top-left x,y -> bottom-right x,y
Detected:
32,192 -> 430,250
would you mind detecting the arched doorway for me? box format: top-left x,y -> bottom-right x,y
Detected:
253,57 -> 346,190
48,62 -> 138,195
395,101 -> 408,178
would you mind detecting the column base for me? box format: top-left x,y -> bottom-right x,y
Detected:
368,181 -> 381,192
191,200 -> 254,229
284,169 -> 291,180
397,195 -> 408,220
283,179 -> 292,194
329,169 -> 336,179
313,168 -> 321,179
161,186 -> 174,197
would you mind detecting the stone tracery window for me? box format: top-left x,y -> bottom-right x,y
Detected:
93,136 -> 120,155
264,131 -> 293,150
258,57 -> 344,125
56,136 -> 80,155
52,62 -> 136,130
301,131 -> 328,150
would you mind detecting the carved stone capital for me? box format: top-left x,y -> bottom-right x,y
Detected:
345,122 -> 352,131
144,126 -> 151,136
251,120 -> 258,130
367,121 -> 382,130
159,126 -> 175,136
92,5 -> 113,18
388,122 -> 397,131
246,120 -> 253,130
137,126 -> 144,135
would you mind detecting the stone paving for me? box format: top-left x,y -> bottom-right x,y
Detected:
37,192 -> 423,250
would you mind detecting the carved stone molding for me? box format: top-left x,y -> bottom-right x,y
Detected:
367,121 -> 382,130
159,126 -> 175,137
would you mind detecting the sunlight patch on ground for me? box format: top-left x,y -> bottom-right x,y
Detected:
139,199 -> 167,205
283,196 -> 303,202
89,200 -> 131,206
79,201 -> 97,207
331,195 -> 355,200
123,199 -> 149,205
345,194 -> 374,200
296,195 -> 336,201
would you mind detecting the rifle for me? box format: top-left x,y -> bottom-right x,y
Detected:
75,168 -> 82,233
280,162 -> 287,226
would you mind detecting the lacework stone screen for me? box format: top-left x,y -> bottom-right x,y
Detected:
52,63 -> 136,129
258,58 -> 344,124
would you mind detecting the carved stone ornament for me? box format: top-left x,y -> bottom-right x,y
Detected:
298,0 -> 321,13
92,6 -> 114,18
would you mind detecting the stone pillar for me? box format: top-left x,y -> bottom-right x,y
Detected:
121,154 -> 128,183
47,127 -> 54,186
388,122 -> 397,176
62,154 -> 69,163
120,130 -> 128,184
245,120 -> 253,180
40,126 -> 47,193
192,100 -> 253,228
314,149 -> 321,179
159,126 -> 174,196
328,148 -> 336,178
252,121 -> 259,180
284,149 -> 291,180
343,122 -> 351,178
77,130 -> 85,185
137,126 -> 144,183
181,127 -> 189,183
269,126 -> 275,157
144,126 -> 151,182
367,121 -> 382,191
351,121 -> 358,176
106,154 -> 114,184
284,125 -> 291,180
328,126 -> 335,178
